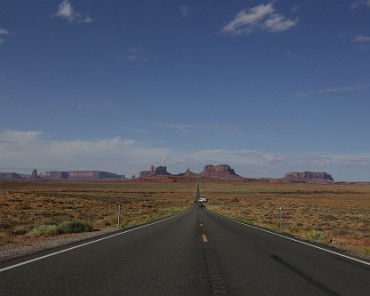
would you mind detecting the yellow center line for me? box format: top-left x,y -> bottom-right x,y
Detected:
202,234 -> 208,243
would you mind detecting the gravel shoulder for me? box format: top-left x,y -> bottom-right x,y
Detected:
0,228 -> 116,263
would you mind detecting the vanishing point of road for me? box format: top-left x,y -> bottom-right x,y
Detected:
1,205 -> 370,295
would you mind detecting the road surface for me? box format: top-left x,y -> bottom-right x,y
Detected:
1,206 -> 370,295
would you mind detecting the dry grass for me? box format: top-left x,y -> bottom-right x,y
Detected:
201,180 -> 370,257
0,178 -> 193,248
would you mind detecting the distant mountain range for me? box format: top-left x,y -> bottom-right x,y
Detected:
0,166 -> 335,183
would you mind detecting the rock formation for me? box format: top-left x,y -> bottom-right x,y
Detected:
182,168 -> 197,177
284,171 -> 334,183
44,171 -> 69,179
140,164 -> 240,179
139,166 -> 171,177
29,169 -> 41,179
0,172 -> 23,179
43,171 -> 123,180
199,164 -> 240,178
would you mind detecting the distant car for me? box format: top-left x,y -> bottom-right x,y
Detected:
199,198 -> 208,203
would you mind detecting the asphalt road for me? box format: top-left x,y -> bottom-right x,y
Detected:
1,206 -> 370,296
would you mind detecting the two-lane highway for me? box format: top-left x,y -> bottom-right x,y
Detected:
1,206 -> 370,295
199,208 -> 370,295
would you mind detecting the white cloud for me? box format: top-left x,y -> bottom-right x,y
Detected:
1,130 -> 370,181
0,130 -> 43,144
55,0 -> 75,21
83,16 -> 93,24
295,84 -> 367,97
129,47 -> 140,53
126,55 -> 138,61
354,35 -> 370,42
222,3 -> 298,35
0,28 -> 9,35
123,127 -> 148,134
0,130 -> 173,175
53,0 -> 93,23
179,5 -> 191,17
263,13 -> 299,32
0,28 -> 10,44
159,123 -> 196,129
206,125 -> 240,132
158,123 -> 196,136
351,0 -> 370,9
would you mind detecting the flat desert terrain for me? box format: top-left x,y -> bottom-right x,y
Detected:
1,177 -> 369,259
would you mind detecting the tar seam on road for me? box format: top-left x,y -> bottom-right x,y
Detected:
271,255 -> 341,296
217,213 -> 370,267
201,239 -> 227,296
199,213 -> 227,296
0,212 -> 185,273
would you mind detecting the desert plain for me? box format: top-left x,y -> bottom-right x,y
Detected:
1,177 -> 369,260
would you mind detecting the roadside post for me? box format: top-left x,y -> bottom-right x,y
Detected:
279,207 -> 283,231
118,203 -> 121,229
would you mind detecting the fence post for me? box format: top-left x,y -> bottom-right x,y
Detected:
118,203 -> 121,229
279,207 -> 283,231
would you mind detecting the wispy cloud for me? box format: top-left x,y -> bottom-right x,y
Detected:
123,127 -> 148,134
159,123 -> 196,129
158,123 -> 241,134
0,28 -> 9,35
158,123 -> 196,135
352,35 -> 370,51
128,47 -> 140,53
295,84 -> 367,97
0,27 -> 10,44
52,0 -> 93,23
222,3 -> 299,35
126,55 -> 138,62
179,5 -> 191,17
206,125 -> 240,132
353,35 -> 370,42
120,48 -> 143,62
351,0 -> 370,9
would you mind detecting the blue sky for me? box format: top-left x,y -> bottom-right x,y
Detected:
1,0 -> 370,181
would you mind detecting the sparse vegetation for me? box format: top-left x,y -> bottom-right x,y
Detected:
202,180 -> 370,257
25,220 -> 93,238
0,179 -> 193,249
1,178 -> 370,258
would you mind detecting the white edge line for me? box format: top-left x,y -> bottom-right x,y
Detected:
218,214 -> 370,267
0,213 -> 183,273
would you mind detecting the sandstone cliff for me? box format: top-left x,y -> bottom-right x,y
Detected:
284,171 -> 334,183
139,164 -> 240,179
43,171 -> 122,180
199,164 -> 240,178
29,169 -> 41,179
0,172 -> 23,179
182,168 -> 197,177
139,166 -> 171,177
